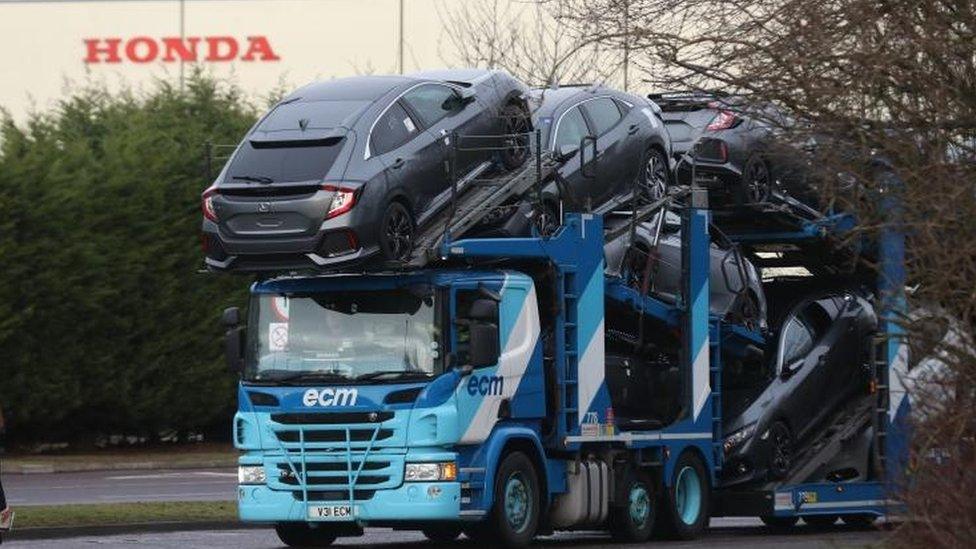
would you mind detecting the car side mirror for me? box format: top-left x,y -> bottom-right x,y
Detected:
556,144 -> 579,163
222,306 -> 241,328
469,321 -> 500,368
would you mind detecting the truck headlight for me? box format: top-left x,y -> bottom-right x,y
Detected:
238,465 -> 267,485
404,462 -> 457,482
723,423 -> 758,455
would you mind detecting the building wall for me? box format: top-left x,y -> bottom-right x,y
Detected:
0,0 -> 475,120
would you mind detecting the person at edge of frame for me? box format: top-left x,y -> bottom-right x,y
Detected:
0,404 -> 11,544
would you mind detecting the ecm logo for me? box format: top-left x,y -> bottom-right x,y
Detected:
467,375 -> 504,397
303,388 -> 358,407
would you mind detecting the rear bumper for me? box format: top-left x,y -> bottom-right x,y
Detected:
238,481 -> 462,523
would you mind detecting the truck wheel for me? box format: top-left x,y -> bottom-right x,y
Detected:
804,514 -> 839,528
609,470 -> 656,542
841,513 -> 878,528
421,524 -> 462,542
654,451 -> 710,540
489,451 -> 540,548
760,515 -> 799,528
275,523 -> 337,547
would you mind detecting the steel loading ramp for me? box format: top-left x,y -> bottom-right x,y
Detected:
767,394 -> 877,490
400,153 -> 559,268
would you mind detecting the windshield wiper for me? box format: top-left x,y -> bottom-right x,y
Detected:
355,370 -> 434,382
253,370 -> 351,384
232,174 -> 275,184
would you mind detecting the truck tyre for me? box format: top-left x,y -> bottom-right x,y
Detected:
760,515 -> 799,528
609,469 -> 656,542
841,513 -> 878,528
421,524 -> 462,542
275,523 -> 337,547
489,451 -> 540,548
804,514 -> 839,528
654,451 -> 710,540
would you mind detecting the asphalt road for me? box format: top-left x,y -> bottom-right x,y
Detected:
5,522 -> 885,548
3,468 -> 237,506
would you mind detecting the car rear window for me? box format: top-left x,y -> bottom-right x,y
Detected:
224,138 -> 346,183
582,97 -> 622,136
258,100 -> 369,133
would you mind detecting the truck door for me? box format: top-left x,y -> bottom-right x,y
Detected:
454,282 -> 542,444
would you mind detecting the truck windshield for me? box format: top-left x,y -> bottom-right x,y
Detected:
244,289 -> 443,383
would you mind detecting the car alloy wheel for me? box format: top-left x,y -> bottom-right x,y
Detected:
642,151 -> 669,202
746,159 -> 771,203
501,105 -> 530,169
381,203 -> 414,260
769,422 -> 793,479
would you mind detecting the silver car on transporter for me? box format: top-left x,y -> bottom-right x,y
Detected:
202,69 -> 532,272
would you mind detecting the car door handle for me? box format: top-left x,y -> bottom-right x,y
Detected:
628,124 -> 640,135
391,158 -> 405,169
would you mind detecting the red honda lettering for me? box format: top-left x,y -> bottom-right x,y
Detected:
205,36 -> 239,62
125,36 -> 159,63
83,38 -> 122,63
241,36 -> 281,62
162,37 -> 201,62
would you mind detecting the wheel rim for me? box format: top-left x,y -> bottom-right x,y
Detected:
385,208 -> 413,259
534,206 -> 557,236
503,112 -> 529,163
747,161 -> 770,202
771,425 -> 792,476
623,247 -> 648,290
628,483 -> 651,527
642,153 -> 668,201
675,466 -> 702,526
503,472 -> 531,533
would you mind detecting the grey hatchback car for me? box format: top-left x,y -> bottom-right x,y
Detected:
604,211 -> 767,331
202,69 -> 531,272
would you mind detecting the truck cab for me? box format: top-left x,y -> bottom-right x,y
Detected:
230,270 -> 546,539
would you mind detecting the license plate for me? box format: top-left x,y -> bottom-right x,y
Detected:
307,504 -> 356,521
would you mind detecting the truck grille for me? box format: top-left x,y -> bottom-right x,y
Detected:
263,410 -> 406,504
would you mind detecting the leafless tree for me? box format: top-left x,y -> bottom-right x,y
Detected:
555,1 -> 976,544
436,0 -> 626,87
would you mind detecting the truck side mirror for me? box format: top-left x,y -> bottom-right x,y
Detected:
469,321 -> 500,368
222,306 -> 241,328
222,307 -> 244,374
225,326 -> 245,374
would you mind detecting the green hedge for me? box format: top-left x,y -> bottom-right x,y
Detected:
0,74 -> 259,443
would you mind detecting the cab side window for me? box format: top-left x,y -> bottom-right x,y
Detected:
454,290 -> 499,368
371,102 -> 419,156
582,97 -> 623,136
402,84 -> 458,127
554,106 -> 590,151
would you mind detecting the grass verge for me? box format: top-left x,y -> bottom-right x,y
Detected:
5,444 -> 237,473
13,501 -> 237,529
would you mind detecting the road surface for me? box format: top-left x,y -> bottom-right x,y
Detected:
6,522 -> 884,548
3,468 -> 237,506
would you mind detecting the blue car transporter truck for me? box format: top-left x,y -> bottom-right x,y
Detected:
223,188 -> 909,547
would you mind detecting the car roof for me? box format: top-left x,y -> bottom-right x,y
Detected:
286,75 -> 414,103
530,85 -> 630,118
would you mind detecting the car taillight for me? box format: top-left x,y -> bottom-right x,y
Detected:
706,108 -> 740,132
202,186 -> 219,222
322,184 -> 358,220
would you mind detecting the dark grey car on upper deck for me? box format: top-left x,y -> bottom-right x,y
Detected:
202,69 -> 531,272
